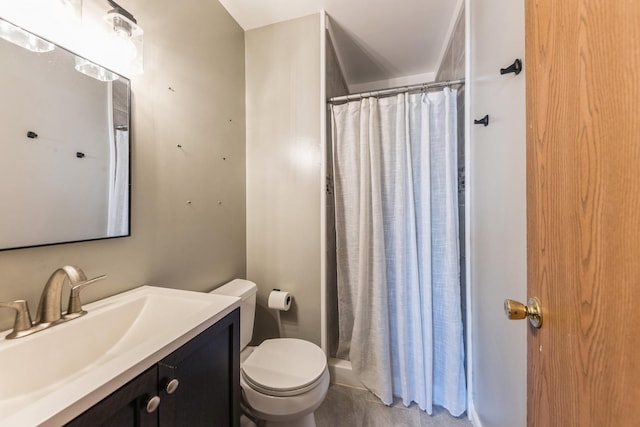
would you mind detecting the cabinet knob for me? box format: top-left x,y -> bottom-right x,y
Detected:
166,379 -> 180,395
145,396 -> 161,413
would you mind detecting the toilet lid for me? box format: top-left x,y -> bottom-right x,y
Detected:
242,338 -> 327,394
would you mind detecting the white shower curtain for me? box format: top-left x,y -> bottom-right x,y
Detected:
331,88 -> 466,416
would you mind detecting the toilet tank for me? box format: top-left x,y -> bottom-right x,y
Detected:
210,279 -> 257,350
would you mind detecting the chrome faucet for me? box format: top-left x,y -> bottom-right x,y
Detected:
35,265 -> 87,325
0,300 -> 33,339
0,266 -> 105,339
66,273 -> 107,319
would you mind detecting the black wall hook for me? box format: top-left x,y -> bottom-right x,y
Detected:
27,131 -> 38,139
500,59 -> 522,75
474,115 -> 489,127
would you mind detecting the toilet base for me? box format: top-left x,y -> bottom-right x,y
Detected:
240,411 -> 317,427
240,415 -> 258,427
264,412 -> 316,427
240,367 -> 329,424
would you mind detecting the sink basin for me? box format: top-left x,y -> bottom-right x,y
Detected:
0,286 -> 240,426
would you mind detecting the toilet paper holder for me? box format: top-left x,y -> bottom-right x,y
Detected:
269,289 -> 292,311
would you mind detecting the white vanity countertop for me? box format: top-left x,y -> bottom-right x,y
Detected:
0,286 -> 240,427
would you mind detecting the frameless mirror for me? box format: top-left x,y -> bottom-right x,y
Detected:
0,18 -> 131,250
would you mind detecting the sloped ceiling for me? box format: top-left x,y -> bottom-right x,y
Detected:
218,0 -> 463,92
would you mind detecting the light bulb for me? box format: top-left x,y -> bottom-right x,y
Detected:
75,57 -> 119,82
101,9 -> 143,75
113,33 -> 137,62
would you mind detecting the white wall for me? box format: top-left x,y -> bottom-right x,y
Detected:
0,0 -> 246,331
469,0 -> 527,425
0,41 -> 110,248
245,14 -> 322,346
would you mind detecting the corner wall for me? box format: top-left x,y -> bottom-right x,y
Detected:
245,14 -> 322,346
0,0 -> 246,330
436,6 -> 465,82
325,25 -> 349,357
469,0 -> 527,424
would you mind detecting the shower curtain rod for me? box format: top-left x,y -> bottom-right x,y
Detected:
328,78 -> 465,104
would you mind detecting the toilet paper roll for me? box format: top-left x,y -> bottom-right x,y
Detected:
268,290 -> 292,311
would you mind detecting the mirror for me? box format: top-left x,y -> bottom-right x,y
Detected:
0,18 -> 131,251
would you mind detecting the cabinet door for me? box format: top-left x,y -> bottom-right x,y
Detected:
65,366 -> 159,427
158,309 -> 240,427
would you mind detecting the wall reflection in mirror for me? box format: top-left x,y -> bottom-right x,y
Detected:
0,18 -> 131,251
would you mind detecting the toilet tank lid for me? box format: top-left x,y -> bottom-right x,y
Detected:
210,279 -> 257,299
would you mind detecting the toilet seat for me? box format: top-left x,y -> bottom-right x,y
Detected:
240,365 -> 330,421
242,338 -> 327,397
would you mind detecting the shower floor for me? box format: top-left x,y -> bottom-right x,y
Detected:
315,384 -> 472,427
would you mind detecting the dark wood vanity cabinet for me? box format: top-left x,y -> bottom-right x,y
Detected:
66,309 -> 240,427
64,366 -> 159,427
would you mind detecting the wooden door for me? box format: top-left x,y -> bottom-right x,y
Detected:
526,1 -> 640,425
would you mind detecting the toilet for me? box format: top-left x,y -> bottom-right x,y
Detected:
211,279 -> 330,427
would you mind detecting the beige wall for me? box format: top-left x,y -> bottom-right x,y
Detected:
469,0 -> 527,424
0,0 -> 246,331
245,14 -> 322,346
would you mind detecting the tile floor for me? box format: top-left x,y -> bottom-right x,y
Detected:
314,384 -> 472,427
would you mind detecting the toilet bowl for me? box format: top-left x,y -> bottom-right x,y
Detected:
211,279 -> 329,427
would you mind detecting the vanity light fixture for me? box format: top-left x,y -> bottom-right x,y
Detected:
59,0 -> 83,21
74,56 -> 119,82
102,0 -> 143,74
0,18 -> 54,53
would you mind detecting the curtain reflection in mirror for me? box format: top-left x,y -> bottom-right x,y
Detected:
106,80 -> 130,237
107,127 -> 129,236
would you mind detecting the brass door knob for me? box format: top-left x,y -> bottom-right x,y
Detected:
504,297 -> 543,328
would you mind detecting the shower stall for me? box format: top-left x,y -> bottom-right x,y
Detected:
323,12 -> 467,415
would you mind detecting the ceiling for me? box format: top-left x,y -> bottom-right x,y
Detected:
217,0 -> 463,92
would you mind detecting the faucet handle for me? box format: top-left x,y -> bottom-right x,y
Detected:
65,275 -> 106,319
0,300 -> 33,339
